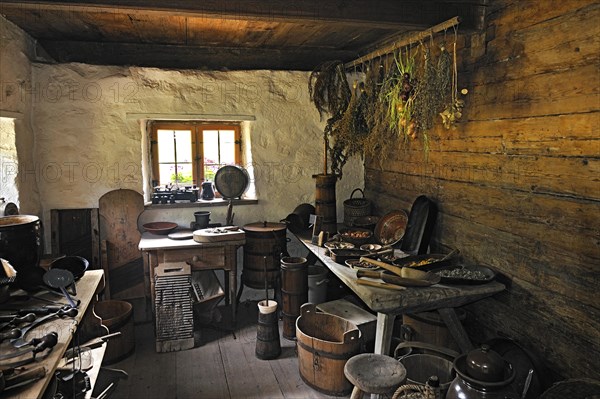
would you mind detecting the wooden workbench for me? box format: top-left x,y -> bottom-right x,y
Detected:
138,232 -> 245,324
296,237 -> 506,355
1,270 -> 106,399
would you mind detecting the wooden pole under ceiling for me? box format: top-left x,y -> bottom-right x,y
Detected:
345,16 -> 461,69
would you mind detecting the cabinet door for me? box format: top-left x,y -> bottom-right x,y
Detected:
50,208 -> 100,269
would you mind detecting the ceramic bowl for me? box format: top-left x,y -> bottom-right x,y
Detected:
143,222 -> 178,235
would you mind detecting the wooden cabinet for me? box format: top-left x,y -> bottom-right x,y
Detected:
50,208 -> 100,269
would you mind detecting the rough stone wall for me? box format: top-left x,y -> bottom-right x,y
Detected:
31,63 -> 364,246
0,16 -> 41,215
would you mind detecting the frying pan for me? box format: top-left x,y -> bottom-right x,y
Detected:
43,269 -> 77,308
49,256 -> 88,280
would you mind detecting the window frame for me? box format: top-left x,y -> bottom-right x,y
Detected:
150,121 -> 242,186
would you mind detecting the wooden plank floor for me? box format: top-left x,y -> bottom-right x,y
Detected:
97,301 -> 349,399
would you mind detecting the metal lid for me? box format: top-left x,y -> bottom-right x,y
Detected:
466,345 -> 507,382
243,221 -> 286,232
214,165 -> 250,199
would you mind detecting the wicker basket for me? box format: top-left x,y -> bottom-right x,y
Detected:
344,188 -> 372,226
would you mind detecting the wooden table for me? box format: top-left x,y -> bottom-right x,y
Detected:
296,237 -> 506,356
138,232 -> 245,324
0,270 -> 106,399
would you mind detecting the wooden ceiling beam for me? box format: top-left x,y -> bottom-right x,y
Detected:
1,0 -> 486,30
38,40 -> 359,71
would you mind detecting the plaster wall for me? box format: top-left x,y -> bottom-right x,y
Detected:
0,16 -> 40,215
31,63 -> 364,249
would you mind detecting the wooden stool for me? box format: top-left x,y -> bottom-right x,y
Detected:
344,353 -> 407,399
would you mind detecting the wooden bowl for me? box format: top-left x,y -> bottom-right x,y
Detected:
338,227 -> 373,246
143,222 -> 178,235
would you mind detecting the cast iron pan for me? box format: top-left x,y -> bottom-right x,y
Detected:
400,195 -> 438,255
49,256 -> 88,280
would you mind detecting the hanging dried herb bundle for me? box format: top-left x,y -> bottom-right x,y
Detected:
436,44 -> 452,107
440,40 -> 464,129
363,62 -> 393,162
375,38 -> 454,156
331,82 -> 370,159
382,50 -> 417,140
324,77 -> 371,177
308,61 -> 351,121
412,45 -> 437,134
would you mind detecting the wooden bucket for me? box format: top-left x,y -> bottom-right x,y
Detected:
313,174 -> 337,234
280,257 -> 308,339
296,303 -> 361,396
94,300 -> 135,364
242,222 -> 287,289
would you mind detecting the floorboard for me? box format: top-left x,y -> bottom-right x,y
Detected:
99,301 -> 348,399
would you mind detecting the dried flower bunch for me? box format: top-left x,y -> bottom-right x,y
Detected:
308,30 -> 462,176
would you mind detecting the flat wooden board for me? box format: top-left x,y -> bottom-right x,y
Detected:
99,189 -> 145,299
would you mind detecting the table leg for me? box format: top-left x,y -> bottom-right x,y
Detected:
438,307 -> 474,353
374,313 -> 396,355
229,268 -> 237,325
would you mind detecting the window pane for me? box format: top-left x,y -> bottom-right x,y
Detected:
175,163 -> 194,184
204,164 -> 219,182
174,130 -> 192,163
203,130 -> 219,166
158,164 -> 175,185
219,130 -> 236,165
156,129 -> 192,184
157,130 -> 176,163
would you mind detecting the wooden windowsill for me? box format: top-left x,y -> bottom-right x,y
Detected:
144,198 -> 257,209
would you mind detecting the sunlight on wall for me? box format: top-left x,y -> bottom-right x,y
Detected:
0,117 -> 19,208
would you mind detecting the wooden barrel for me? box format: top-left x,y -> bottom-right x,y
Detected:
280,256 -> 308,340
94,300 -> 135,364
255,301 -> 281,360
296,304 -> 361,396
313,174 -> 337,234
242,222 -> 287,289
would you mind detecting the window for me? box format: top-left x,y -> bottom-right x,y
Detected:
150,122 -> 242,186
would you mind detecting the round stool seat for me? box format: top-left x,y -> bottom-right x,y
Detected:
344,353 -> 407,395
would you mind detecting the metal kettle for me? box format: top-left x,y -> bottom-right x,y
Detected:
200,181 -> 215,200
446,345 -> 519,399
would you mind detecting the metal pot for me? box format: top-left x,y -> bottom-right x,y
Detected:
194,211 -> 211,229
0,215 -> 43,289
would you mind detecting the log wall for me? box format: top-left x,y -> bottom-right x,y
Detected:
364,0 -> 599,380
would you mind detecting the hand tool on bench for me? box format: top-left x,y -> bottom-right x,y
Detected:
0,313 -> 36,331
0,366 -> 47,393
0,332 -> 58,360
11,307 -> 77,348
